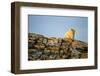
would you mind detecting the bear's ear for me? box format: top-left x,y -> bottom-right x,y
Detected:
73,29 -> 75,32
71,28 -> 75,31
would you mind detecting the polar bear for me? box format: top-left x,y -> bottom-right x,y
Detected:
64,28 -> 75,40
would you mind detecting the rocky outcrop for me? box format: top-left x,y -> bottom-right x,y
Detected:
28,33 -> 88,60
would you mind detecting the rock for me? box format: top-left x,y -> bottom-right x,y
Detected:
72,40 -> 88,53
47,46 -> 59,51
43,49 -> 51,56
28,56 -> 34,60
28,33 -> 88,60
58,38 -> 62,43
62,55 -> 68,59
49,55 -> 56,59
40,55 -> 48,60
56,56 -> 61,59
43,38 -> 48,44
80,53 -> 88,58
47,37 -> 58,46
71,49 -> 81,59
59,50 -> 64,54
34,43 -> 45,50
28,49 -> 37,54
28,41 -> 36,49
44,49 -> 50,53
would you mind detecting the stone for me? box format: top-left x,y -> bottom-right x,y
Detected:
28,49 -> 37,52
47,46 -> 59,51
34,43 -> 45,50
70,48 -> 81,59
40,55 -> 48,60
47,37 -> 58,46
62,55 -> 68,59
80,53 -> 87,58
43,49 -> 51,56
28,56 -> 34,60
28,33 -> 88,60
59,50 -> 64,54
43,38 -> 48,44
37,37 -> 44,43
49,55 -> 56,59
58,38 -> 62,43
72,40 -> 88,53
44,49 -> 50,53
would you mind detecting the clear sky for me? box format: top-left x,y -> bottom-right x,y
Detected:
28,15 -> 88,43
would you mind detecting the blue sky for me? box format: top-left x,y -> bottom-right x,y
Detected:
28,15 -> 88,42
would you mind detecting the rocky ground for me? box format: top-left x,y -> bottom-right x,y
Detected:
28,33 -> 88,60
